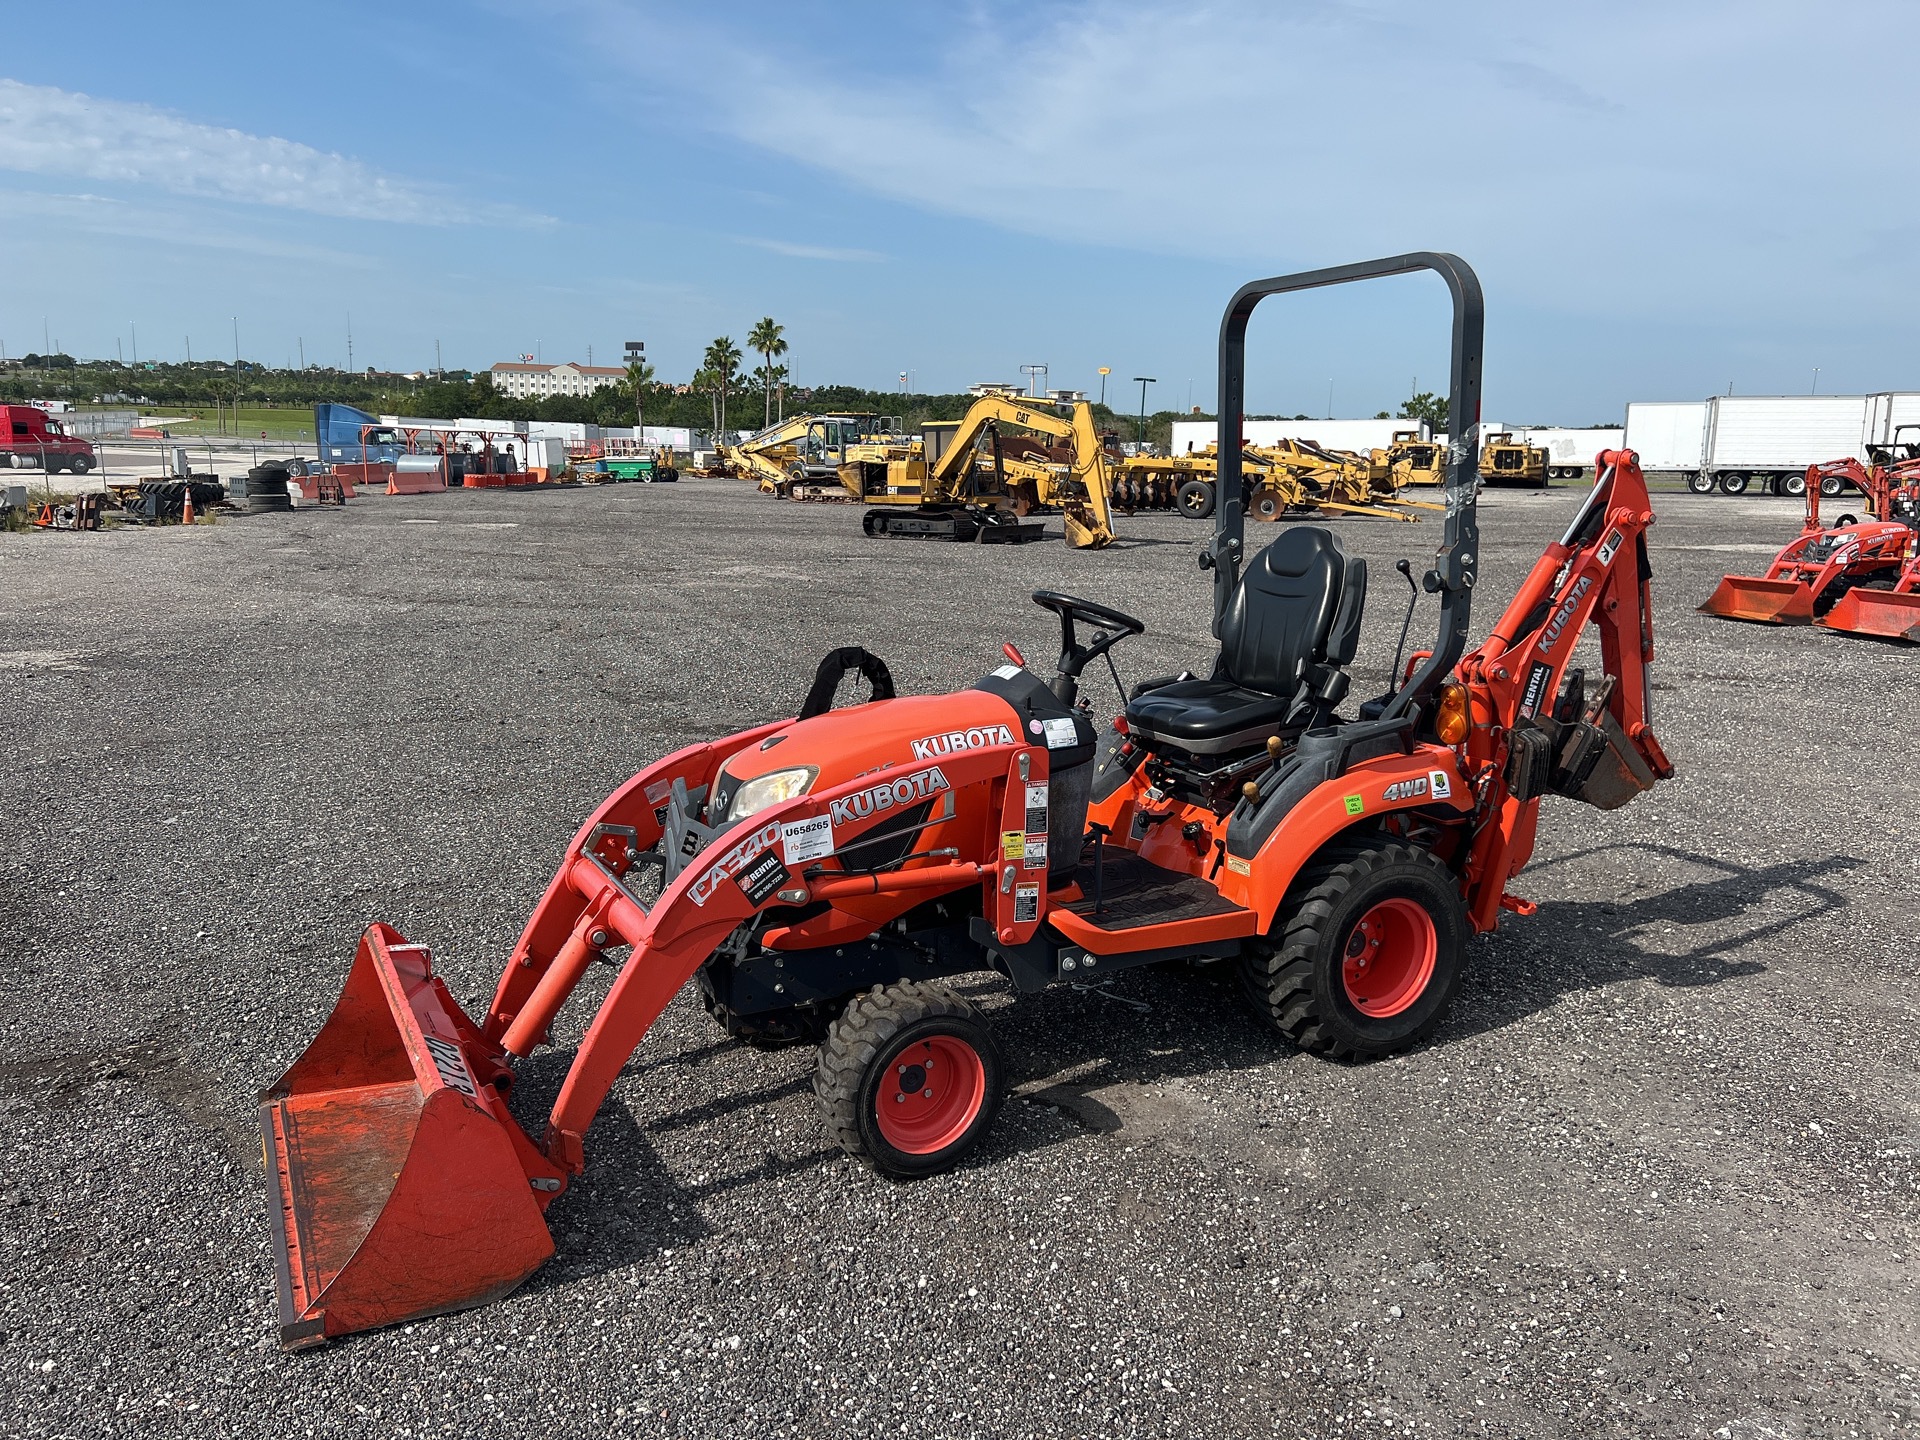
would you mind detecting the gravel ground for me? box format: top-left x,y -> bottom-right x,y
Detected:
2,477 -> 1916,1439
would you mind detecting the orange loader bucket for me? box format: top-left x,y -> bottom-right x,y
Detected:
1698,574 -> 1816,625
259,923 -> 564,1349
1819,586 -> 1920,642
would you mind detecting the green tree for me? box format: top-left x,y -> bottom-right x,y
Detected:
1398,391 -> 1448,431
624,357 -> 656,433
747,317 -> 788,430
702,336 -> 742,435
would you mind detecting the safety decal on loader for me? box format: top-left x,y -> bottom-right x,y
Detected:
1001,831 -> 1025,861
1023,837 -> 1048,871
1014,883 -> 1040,924
1024,783 -> 1049,835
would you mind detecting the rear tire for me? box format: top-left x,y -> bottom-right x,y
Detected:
1783,472 -> 1807,497
1719,473 -> 1749,495
815,980 -> 1004,1178
1176,479 -> 1215,519
1240,841 -> 1467,1060
1820,475 -> 1845,498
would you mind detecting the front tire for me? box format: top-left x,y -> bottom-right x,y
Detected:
1240,841 -> 1467,1059
1686,472 -> 1713,493
69,455 -> 94,475
815,980 -> 1004,1178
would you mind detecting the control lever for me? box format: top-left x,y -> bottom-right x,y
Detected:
1387,559 -> 1420,691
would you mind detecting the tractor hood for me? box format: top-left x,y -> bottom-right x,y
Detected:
710,667 -> 1096,826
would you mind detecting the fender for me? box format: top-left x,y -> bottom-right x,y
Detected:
1220,746 -> 1473,927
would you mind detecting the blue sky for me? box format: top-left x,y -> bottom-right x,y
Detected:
2,1 -> 1916,423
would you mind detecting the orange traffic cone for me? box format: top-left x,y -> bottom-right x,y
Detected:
181,484 -> 196,526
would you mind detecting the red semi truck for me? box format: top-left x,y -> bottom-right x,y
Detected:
0,405 -> 97,473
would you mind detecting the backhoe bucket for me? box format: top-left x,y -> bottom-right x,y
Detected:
259,923 -> 559,1349
1698,574 -> 1816,624
1820,587 -> 1920,642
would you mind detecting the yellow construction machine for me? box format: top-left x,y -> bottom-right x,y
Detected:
841,395 -> 1115,547
1478,431 -> 1548,488
1248,437 -> 1428,522
718,414 -> 902,500
1374,430 -> 1447,488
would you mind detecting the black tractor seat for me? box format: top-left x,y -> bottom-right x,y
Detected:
1126,526 -> 1367,756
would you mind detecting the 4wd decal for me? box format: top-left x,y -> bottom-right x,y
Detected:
912,725 -> 1014,760
829,765 -> 951,826
688,820 -> 782,907
1383,777 -> 1429,803
1537,574 -> 1593,654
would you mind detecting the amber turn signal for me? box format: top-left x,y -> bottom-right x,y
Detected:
1435,681 -> 1471,746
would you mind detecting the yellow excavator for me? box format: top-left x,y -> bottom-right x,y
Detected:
717,414 -> 901,499
840,395 -> 1115,547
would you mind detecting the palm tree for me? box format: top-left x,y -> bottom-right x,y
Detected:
692,367 -> 720,435
624,357 -> 656,435
747,317 -> 787,429
703,336 -> 742,435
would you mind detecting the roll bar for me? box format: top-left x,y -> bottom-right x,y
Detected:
1207,253 -> 1484,719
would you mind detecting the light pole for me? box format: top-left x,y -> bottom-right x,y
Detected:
1021,363 -> 1048,398
1097,366 -> 1110,407
1326,377 -> 1334,420
1133,376 -> 1156,451
1811,366 -> 1821,395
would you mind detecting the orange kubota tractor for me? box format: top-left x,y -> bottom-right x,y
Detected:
1700,457 -> 1920,627
259,254 -> 1674,1348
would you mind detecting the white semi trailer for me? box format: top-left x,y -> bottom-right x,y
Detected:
1624,394 -> 1920,497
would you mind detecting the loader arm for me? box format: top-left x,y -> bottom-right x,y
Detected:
1456,450 -> 1673,931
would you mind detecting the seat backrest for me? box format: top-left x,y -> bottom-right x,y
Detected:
1215,527 -> 1367,697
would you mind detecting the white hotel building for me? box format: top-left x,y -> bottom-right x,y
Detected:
489,361 -> 628,400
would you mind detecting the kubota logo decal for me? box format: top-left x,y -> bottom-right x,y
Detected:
688,821 -> 783,907
1537,575 -> 1593,654
911,725 -> 1014,760
829,765 -> 951,826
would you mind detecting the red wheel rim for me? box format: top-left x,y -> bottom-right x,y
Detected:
1341,898 -> 1438,1018
873,1034 -> 986,1155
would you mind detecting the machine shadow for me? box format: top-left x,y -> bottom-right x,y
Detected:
969,844 -> 1862,1166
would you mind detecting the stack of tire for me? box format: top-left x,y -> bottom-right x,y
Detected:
240,461 -> 293,514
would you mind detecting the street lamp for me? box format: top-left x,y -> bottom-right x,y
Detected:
1811,366 -> 1821,396
1021,363 -> 1048,398
1097,366 -> 1110,407
1133,376 -> 1157,451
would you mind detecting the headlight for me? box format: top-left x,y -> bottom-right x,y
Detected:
727,766 -> 818,821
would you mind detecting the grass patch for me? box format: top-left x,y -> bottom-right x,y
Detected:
138,405 -> 316,441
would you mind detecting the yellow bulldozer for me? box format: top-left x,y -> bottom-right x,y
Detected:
1478,431 -> 1548,488
717,414 -> 903,499
840,395 -> 1115,547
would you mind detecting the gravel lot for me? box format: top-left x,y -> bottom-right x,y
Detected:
2,477 -> 1916,1439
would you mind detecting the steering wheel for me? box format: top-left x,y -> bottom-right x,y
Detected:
1029,590 -> 1146,701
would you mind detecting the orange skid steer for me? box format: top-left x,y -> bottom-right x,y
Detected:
261,254 -> 1674,1348
1701,459 -> 1920,625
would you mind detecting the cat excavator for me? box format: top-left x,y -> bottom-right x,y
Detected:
843,395 -> 1115,547
718,414 -> 900,500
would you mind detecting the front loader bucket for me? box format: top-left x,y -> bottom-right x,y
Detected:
1698,574 -> 1816,625
1819,587 -> 1920,642
259,923 -> 559,1349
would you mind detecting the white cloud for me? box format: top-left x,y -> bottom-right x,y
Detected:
735,236 -> 886,262
0,78 -> 547,227
565,0 -> 1920,327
